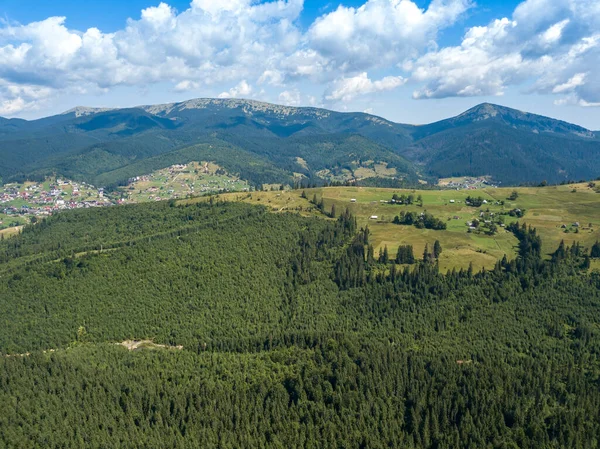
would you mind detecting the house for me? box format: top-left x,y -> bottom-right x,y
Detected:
350,199 -> 357,202
370,215 -> 378,220
449,199 -> 455,203
482,200 -> 488,204
573,222 -> 580,227
561,224 -> 567,229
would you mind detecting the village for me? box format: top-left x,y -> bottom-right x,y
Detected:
0,162 -> 250,230
437,176 -> 499,190
0,178 -> 115,230
118,162 -> 249,202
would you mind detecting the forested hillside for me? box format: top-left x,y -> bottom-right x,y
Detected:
1,99 -> 599,188
1,199 -> 599,447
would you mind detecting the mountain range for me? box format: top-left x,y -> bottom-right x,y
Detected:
1,99 -> 598,187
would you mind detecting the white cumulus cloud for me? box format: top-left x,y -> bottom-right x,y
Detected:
325,72 -> 405,102
410,0 -> 600,105
218,80 -> 253,98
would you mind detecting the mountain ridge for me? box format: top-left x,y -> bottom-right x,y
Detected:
1,99 -> 599,187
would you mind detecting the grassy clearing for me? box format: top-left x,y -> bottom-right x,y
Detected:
0,213 -> 27,231
310,186 -> 518,272
0,225 -> 23,239
205,183 -> 600,272
121,162 -> 249,202
184,190 -> 318,216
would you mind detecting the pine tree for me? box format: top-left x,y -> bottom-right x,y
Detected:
367,245 -> 375,264
591,241 -> 600,258
433,240 -> 442,259
422,243 -> 434,263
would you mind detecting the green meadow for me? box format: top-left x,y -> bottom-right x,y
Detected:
211,182 -> 600,272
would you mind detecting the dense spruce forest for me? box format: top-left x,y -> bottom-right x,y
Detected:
1,200 -> 600,448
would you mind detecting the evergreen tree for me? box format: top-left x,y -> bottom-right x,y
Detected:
367,244 -> 375,264
433,240 -> 442,259
591,241 -> 600,258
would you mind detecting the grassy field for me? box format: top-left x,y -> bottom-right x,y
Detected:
0,225 -> 24,238
203,183 -> 600,272
121,162 -> 249,202
0,214 -> 27,231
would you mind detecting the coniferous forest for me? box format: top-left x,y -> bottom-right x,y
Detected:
1,200 -> 599,448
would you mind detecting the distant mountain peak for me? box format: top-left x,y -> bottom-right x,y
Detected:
453,102 -> 594,138
138,97 -> 335,120
459,103 -> 522,121
62,106 -> 116,117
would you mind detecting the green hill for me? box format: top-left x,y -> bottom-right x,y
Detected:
0,197 -> 599,447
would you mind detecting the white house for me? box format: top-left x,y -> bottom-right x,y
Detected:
350,198 -> 357,202
370,215 -> 378,220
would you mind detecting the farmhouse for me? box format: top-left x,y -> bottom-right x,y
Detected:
449,199 -> 455,203
350,198 -> 356,202
370,215 -> 378,220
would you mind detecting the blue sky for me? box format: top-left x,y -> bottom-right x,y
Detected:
1,0 -> 599,128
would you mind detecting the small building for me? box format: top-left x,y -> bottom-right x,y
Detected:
350,199 -> 356,202
449,199 -> 455,203
573,222 -> 580,227
370,215 -> 378,220
561,224 -> 567,229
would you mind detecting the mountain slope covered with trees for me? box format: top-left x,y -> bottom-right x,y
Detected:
1,99 -> 599,187
1,198 -> 599,447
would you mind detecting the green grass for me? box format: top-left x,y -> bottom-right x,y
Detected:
0,214 -> 27,231
121,162 -> 249,202
310,186 -> 518,271
210,183 -> 600,272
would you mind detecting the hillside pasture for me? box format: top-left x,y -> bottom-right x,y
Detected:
188,183 -> 600,272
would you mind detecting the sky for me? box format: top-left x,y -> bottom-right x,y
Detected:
1,0 -> 599,129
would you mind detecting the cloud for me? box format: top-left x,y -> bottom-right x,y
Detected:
278,89 -> 302,106
325,72 -> 405,102
174,80 -> 201,92
0,78 -> 53,115
552,72 -> 586,94
218,80 -> 253,98
308,0 -> 473,73
0,0 -> 303,114
1,0 -> 599,116
410,0 -> 600,105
